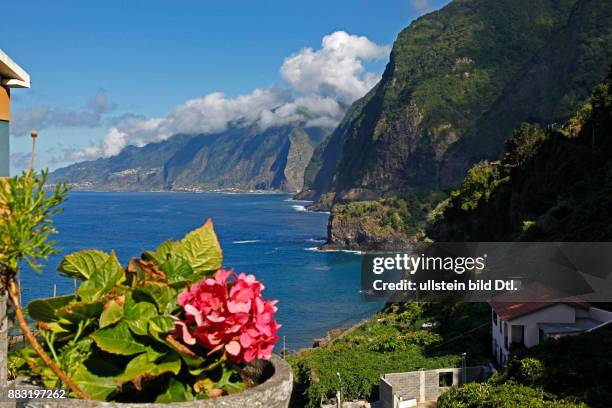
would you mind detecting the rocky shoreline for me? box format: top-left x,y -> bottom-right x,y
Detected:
304,197 -> 425,252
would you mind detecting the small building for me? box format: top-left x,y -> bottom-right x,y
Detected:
0,49 -> 31,177
379,366 -> 491,408
489,283 -> 612,366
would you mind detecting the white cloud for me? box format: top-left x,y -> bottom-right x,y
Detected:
11,106 -> 101,136
63,31 -> 389,163
11,90 -> 118,136
280,31 -> 390,103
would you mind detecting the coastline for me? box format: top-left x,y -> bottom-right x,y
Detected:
44,186 -> 297,195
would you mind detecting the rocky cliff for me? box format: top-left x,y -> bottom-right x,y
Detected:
322,195 -> 439,251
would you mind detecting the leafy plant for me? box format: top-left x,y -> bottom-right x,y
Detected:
0,166 -> 83,396
17,220 -> 276,402
0,170 -> 68,273
438,383 -> 586,408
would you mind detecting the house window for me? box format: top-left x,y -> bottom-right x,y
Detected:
439,372 -> 453,387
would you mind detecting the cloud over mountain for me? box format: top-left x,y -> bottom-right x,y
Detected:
280,31 -> 390,102
62,31 -> 389,162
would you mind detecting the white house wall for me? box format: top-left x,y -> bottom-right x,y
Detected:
509,303 -> 576,348
588,307 -> 612,323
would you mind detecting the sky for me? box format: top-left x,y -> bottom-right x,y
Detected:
3,0 -> 449,173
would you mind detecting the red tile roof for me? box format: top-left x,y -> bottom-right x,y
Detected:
489,282 -> 589,321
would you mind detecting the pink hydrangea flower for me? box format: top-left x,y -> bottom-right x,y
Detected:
174,269 -> 280,363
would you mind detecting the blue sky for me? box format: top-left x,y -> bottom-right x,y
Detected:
4,0 -> 449,173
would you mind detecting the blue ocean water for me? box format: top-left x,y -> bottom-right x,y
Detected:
20,192 -> 382,351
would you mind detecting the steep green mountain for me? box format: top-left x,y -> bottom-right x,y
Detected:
299,0 -> 612,206
49,124 -> 327,192
430,69 -> 612,241
163,125 -> 326,192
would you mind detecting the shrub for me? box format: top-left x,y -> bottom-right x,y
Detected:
504,357 -> 546,386
438,383 -> 586,408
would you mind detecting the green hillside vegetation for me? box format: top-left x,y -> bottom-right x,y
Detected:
438,383 -> 587,408
288,303 -> 490,407
430,68 -> 612,241
441,0 -> 612,185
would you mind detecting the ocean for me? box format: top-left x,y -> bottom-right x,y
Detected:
20,192 -> 382,351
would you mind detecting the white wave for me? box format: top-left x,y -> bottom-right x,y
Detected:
306,238 -> 326,243
292,205 -> 308,212
305,247 -> 362,255
232,240 -> 261,244
284,198 -> 313,203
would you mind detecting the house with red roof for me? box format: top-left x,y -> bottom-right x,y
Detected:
489,283 -> 612,365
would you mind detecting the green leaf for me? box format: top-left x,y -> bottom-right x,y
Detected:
78,252 -> 124,302
144,240 -> 178,265
133,281 -> 177,314
116,351 -> 181,383
27,295 -> 76,322
56,300 -> 104,323
99,298 -> 124,328
59,338 -> 94,376
46,322 -> 70,333
160,255 -> 196,286
71,364 -> 117,400
174,220 -> 222,274
144,346 -> 167,362
215,365 -> 246,395
148,315 -> 175,343
155,378 -> 194,403
92,321 -> 147,356
123,295 -> 158,336
58,250 -> 110,280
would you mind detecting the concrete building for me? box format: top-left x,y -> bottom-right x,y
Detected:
490,284 -> 612,366
379,366 -> 491,408
0,50 -> 31,176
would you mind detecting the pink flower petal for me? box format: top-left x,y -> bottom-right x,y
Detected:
175,321 -> 196,345
225,340 -> 241,356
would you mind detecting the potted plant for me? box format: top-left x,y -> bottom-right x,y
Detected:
1,140 -> 292,406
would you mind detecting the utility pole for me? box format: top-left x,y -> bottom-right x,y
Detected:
336,372 -> 342,408
461,352 -> 467,385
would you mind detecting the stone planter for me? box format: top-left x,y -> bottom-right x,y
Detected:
19,356 -> 292,408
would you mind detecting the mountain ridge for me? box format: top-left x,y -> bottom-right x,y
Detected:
49,123 -> 327,192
